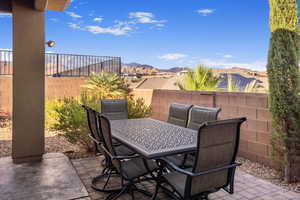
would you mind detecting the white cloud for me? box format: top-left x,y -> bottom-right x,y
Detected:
86,25 -> 132,36
129,12 -> 166,24
50,18 -> 59,22
0,13 -> 11,18
223,54 -> 233,58
66,11 -> 82,19
84,11 -> 166,36
94,17 -> 104,22
196,9 -> 215,16
199,58 -> 267,71
68,22 -> 81,29
159,53 -> 188,61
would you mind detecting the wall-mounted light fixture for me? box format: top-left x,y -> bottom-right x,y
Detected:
46,40 -> 56,48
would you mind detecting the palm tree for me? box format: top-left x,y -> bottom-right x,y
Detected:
244,80 -> 259,93
177,65 -> 219,91
226,74 -> 259,93
226,74 -> 240,92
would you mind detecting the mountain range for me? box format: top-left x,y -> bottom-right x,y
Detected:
122,62 -> 269,91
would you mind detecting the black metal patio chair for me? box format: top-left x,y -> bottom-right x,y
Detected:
181,106 -> 222,167
100,99 -> 129,120
153,117 -> 246,200
166,105 -> 221,168
165,103 -> 193,167
98,115 -> 159,200
167,103 -> 193,127
82,105 -> 135,192
187,106 -> 221,130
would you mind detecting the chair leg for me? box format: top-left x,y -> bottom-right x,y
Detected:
92,167 -> 122,192
105,180 -> 154,200
130,188 -> 135,200
106,186 -> 128,200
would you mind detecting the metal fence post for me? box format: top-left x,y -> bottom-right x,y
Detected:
118,57 -> 122,75
56,54 -> 59,77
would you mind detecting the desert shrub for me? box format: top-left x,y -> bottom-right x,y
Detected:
54,97 -> 92,151
82,72 -> 130,99
128,96 -> 152,119
46,73 -> 151,152
45,99 -> 64,130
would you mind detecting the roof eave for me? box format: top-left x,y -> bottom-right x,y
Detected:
35,0 -> 71,12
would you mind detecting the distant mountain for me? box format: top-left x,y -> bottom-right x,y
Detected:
122,63 -> 192,74
160,67 -> 191,73
122,63 -> 159,74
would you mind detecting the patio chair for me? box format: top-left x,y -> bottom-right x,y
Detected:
153,117 -> 247,200
187,106 -> 221,130
98,115 -> 159,200
82,105 -> 135,192
100,99 -> 128,120
167,103 -> 193,127
166,103 -> 193,166
177,106 -> 222,168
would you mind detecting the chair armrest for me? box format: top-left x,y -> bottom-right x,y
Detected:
159,158 -> 195,176
99,144 -> 139,161
190,162 -> 241,177
159,158 -> 241,177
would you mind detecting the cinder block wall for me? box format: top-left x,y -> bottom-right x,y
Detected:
0,77 -> 88,117
133,89 -> 273,167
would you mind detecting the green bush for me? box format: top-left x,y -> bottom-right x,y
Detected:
45,73 -> 151,152
128,96 -> 152,119
45,94 -> 99,152
81,72 -> 130,99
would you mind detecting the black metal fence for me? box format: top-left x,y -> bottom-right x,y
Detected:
0,50 -> 121,76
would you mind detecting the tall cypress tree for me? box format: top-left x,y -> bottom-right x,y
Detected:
267,0 -> 300,182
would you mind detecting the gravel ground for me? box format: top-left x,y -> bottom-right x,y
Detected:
237,157 -> 300,193
0,124 -> 83,158
0,122 -> 299,194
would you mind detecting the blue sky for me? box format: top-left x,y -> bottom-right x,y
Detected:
0,0 -> 270,71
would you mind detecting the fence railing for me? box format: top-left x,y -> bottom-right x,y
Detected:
0,50 -> 121,76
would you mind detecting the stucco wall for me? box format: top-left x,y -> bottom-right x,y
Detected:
0,77 -> 88,117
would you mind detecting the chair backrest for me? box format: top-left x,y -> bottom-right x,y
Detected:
82,105 -> 102,152
187,106 -> 221,130
167,103 -> 193,127
100,99 -> 128,120
97,114 -> 121,172
187,117 -> 246,196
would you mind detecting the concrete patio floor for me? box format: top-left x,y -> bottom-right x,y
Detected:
72,156 -> 300,200
0,153 -> 299,200
0,153 -> 89,200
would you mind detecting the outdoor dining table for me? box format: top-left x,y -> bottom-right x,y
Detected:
110,118 -> 198,159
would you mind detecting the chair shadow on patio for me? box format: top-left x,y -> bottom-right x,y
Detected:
72,156 -> 299,200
